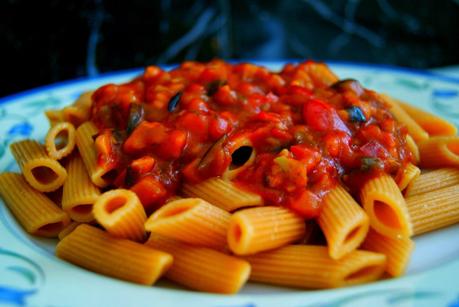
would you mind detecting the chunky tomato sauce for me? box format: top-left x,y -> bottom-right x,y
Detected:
91,60 -> 412,217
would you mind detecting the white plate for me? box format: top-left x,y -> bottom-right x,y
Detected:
1,62 -> 459,307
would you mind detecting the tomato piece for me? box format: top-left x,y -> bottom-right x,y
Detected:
130,176 -> 167,212
123,121 -> 168,154
288,190 -> 321,218
208,116 -> 229,141
303,98 -> 350,134
157,129 -> 187,159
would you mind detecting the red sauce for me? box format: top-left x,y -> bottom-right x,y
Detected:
90,60 -> 412,217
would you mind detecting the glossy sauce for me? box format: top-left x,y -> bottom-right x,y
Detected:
91,60 -> 412,217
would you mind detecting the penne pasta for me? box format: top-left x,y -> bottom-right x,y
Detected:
182,178 -> 263,212
318,185 -> 369,260
45,109 -> 64,127
398,101 -> 457,136
75,121 -> 109,187
396,163 -> 421,192
362,228 -> 414,277
405,168 -> 459,197
227,206 -> 305,255
418,136 -> 459,168
222,136 -> 256,180
0,173 -> 70,237
405,134 -> 420,164
146,233 -> 250,294
58,221 -> 81,240
93,189 -> 147,241
380,94 -> 429,143
62,91 -> 94,127
360,174 -> 412,239
62,154 -> 100,222
243,245 -> 386,289
56,224 -> 172,285
10,140 -> 67,192
45,122 -> 76,160
145,198 -> 230,249
406,184 -> 459,235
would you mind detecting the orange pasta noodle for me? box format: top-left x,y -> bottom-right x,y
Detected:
227,206 -> 305,255
398,101 -> 457,136
145,198 -> 230,249
380,94 -> 429,143
93,189 -> 147,241
243,245 -> 386,289
361,228 -> 414,277
45,122 -> 76,160
62,91 -> 94,127
418,136 -> 459,168
56,224 -> 172,285
317,185 -> 369,260
405,168 -> 459,197
146,233 -> 250,294
396,163 -> 421,192
62,155 -> 100,222
58,221 -> 80,240
10,140 -> 67,192
75,121 -> 109,187
360,174 -> 412,239
45,109 -> 64,127
182,178 -> 263,212
0,173 -> 70,237
405,134 -> 420,164
406,184 -> 459,235
222,136 -> 256,180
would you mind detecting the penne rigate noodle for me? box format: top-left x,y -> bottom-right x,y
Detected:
318,185 -> 369,260
0,173 -> 70,237
380,94 -> 429,143
405,168 -> 459,197
182,178 -> 263,212
227,206 -> 305,255
222,136 -> 256,180
362,229 -> 414,277
360,174 -> 412,239
243,245 -> 386,289
10,140 -> 67,192
62,154 -> 100,222
93,189 -> 147,241
58,221 -> 81,240
45,109 -> 64,127
62,91 -> 94,127
145,198 -> 230,249
146,233 -> 250,294
56,224 -> 172,285
406,184 -> 459,235
398,101 -> 457,136
397,163 -> 421,192
45,122 -> 76,160
418,136 -> 459,168
75,121 -> 109,187
405,134 -> 420,164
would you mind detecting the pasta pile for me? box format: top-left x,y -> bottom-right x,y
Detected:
1,62 -> 459,295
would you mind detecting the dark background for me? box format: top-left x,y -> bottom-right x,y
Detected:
1,0 -> 458,97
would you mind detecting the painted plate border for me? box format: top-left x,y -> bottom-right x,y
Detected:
0,61 -> 458,307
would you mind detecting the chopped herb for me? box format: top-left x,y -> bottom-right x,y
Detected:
206,80 -> 227,96
126,103 -> 144,134
347,106 -> 366,123
360,157 -> 382,172
167,91 -> 182,112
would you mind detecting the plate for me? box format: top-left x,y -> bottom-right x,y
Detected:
1,62 -> 459,307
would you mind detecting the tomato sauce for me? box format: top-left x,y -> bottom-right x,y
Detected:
90,60 -> 412,217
